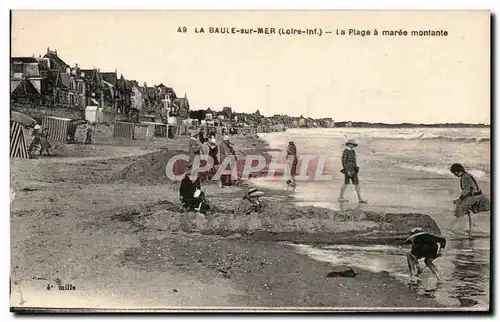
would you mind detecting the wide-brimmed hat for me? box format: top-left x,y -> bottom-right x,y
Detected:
222,135 -> 230,141
410,227 -> 423,234
345,139 -> 358,147
245,188 -> 265,199
209,138 -> 217,145
34,124 -> 41,130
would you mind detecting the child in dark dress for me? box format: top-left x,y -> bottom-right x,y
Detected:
404,227 -> 446,283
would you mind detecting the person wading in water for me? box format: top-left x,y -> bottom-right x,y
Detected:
339,139 -> 367,203
449,163 -> 490,238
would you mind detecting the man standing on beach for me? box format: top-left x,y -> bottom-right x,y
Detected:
339,139 -> 367,203
286,140 -> 298,188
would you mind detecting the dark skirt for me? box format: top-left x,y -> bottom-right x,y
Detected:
411,243 -> 440,260
40,137 -> 51,149
287,156 -> 298,175
221,174 -> 232,186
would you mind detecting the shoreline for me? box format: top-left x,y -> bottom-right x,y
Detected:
10,129 -> 451,309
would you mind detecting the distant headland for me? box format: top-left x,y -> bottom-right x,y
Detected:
333,122 -> 490,128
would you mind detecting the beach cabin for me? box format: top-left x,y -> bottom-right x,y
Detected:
141,121 -> 168,139
10,120 -> 29,159
113,121 -> 135,139
85,106 -> 100,123
42,116 -> 72,142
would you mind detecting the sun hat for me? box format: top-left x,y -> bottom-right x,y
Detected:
410,227 -> 423,234
223,135 -> 230,141
209,138 -> 217,144
345,139 -> 358,147
246,188 -> 265,199
34,124 -> 41,130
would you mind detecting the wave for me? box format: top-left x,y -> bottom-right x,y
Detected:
397,163 -> 488,179
419,134 -> 490,144
368,133 -> 489,144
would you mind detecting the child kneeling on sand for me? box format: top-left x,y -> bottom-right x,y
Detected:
236,188 -> 265,215
179,165 -> 209,213
449,163 -> 490,238
404,227 -> 446,283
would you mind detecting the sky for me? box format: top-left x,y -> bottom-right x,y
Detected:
11,10 -> 490,124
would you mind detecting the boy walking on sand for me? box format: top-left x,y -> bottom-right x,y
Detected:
449,163 -> 490,238
339,139 -> 367,203
404,227 -> 446,283
286,141 -> 298,189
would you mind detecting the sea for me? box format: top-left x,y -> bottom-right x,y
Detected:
252,127 -> 491,309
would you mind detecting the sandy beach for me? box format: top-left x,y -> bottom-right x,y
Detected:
10,126 -> 452,311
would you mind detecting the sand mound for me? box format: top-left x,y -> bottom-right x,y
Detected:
113,149 -> 190,184
113,148 -> 275,185
130,199 -> 441,244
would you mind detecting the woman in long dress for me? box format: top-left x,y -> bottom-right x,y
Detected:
28,124 -> 42,157
219,135 -> 236,187
40,127 -> 52,156
206,138 -> 220,181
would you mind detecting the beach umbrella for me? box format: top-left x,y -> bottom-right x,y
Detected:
10,111 -> 36,127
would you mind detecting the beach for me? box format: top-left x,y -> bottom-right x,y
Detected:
253,127 -> 491,309
10,125 -> 488,311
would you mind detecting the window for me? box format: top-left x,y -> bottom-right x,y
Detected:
69,93 -> 74,105
12,62 -> 23,74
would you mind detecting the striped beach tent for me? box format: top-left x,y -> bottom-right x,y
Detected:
154,124 -> 168,138
42,116 -> 72,142
113,121 -> 135,139
10,120 -> 29,159
141,122 -> 168,138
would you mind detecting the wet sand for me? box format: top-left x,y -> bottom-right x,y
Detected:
10,127 -> 444,310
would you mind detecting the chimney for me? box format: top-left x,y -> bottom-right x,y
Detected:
55,49 -> 57,55
47,47 -> 49,52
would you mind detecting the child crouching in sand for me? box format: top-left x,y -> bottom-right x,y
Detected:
404,227 -> 446,283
